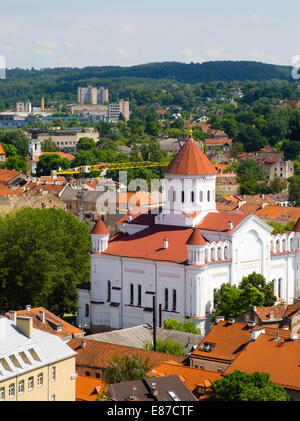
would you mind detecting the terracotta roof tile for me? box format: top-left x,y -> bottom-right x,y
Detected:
5,307 -> 84,339
68,338 -> 185,369
76,375 -> 107,401
226,330 -> 300,391
186,228 -> 206,246
165,133 -> 218,176
148,361 -> 222,396
0,169 -> 22,183
91,218 -> 109,235
197,212 -> 246,233
255,205 -> 300,222
293,218 -> 300,233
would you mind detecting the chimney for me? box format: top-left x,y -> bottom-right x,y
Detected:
9,310 -> 17,323
250,327 -> 265,341
228,221 -> 233,231
127,214 -> 132,222
26,305 -> 31,312
290,331 -> 298,341
163,236 -> 168,249
282,325 -> 289,331
16,316 -> 33,339
151,383 -> 158,398
215,316 -> 225,324
81,340 -> 86,348
39,310 -> 45,324
227,318 -> 235,325
247,321 -> 256,328
269,311 -> 275,320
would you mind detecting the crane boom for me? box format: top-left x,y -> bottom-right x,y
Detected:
51,161 -> 169,176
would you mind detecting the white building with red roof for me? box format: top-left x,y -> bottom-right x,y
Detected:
77,132 -> 300,335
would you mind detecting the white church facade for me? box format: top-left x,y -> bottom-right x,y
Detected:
76,132 -> 300,335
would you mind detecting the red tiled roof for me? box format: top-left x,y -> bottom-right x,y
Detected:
165,133 -> 218,176
76,375 -> 107,401
33,152 -> 75,162
0,169 -> 22,184
5,307 -> 84,339
68,338 -> 185,369
205,139 -> 232,146
0,187 -> 24,197
186,228 -> 206,246
197,212 -> 246,233
226,329 -> 300,391
91,218 -> 109,235
255,205 -> 300,222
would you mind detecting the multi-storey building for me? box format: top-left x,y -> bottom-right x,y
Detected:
76,132 -> 300,336
0,316 -> 77,401
108,99 -> 130,122
77,86 -> 109,105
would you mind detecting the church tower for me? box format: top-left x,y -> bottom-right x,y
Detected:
156,130 -> 218,227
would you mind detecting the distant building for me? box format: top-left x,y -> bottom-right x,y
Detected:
261,158 -> 294,181
0,316 -> 76,401
77,86 -> 109,105
108,99 -> 130,122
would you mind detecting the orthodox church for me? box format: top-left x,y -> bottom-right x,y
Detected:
77,132 -> 300,335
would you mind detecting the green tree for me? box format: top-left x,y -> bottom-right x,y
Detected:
288,175 -> 300,206
163,318 -> 201,334
144,339 -> 186,356
0,208 -> 91,316
269,175 -> 287,194
3,155 -> 27,173
41,138 -> 60,152
238,272 -> 276,307
207,370 -> 289,401
0,129 -> 29,156
104,354 -> 153,384
237,159 -> 265,183
36,153 -> 70,176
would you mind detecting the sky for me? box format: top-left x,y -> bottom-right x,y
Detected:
0,0 -> 299,69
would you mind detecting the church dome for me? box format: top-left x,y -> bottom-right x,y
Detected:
165,130 -> 217,176
91,217 -> 109,235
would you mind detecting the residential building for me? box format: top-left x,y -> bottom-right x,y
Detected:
108,375 -> 197,401
205,138 -> 232,153
149,360 -> 222,399
77,131 -> 300,336
0,316 -> 77,401
67,338 -> 185,379
5,306 -> 85,343
108,99 -> 130,122
77,86 -> 109,105
261,158 -> 294,181
225,326 -> 300,400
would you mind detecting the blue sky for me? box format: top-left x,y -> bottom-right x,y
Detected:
0,0 -> 299,68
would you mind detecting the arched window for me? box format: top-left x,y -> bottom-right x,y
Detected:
107,281 -> 111,302
173,190 -> 176,202
207,191 -> 210,202
181,191 -> 185,203
278,279 -> 282,299
190,191 -> 195,203
164,288 -> 169,310
138,284 -> 142,306
130,283 -> 134,305
85,304 -> 89,317
200,191 -> 203,202
172,290 -> 177,311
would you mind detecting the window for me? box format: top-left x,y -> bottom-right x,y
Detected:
0,387 -> 5,401
28,376 -> 34,391
207,190 -> 210,202
107,280 -> 111,302
18,380 -> 24,394
85,371 -> 90,376
96,373 -> 100,379
190,191 -> 194,203
52,367 -> 56,382
172,289 -> 177,311
130,283 -> 134,305
181,191 -> 185,203
85,303 -> 89,317
199,191 -> 203,202
37,373 -> 43,387
8,383 -> 14,398
164,288 -> 169,310
278,279 -> 282,298
138,284 -> 142,306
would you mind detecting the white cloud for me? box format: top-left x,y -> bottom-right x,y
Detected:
36,40 -> 58,48
0,45 -> 14,52
178,49 -> 205,64
272,16 -> 280,24
116,47 -> 126,55
121,24 -> 136,37
32,48 -> 54,56
90,45 -> 108,53
250,13 -> 261,22
79,24 -> 90,30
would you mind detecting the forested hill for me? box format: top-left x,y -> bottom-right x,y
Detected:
7,60 -> 292,84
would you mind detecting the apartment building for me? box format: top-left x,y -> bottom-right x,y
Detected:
108,99 -> 130,122
78,86 -> 109,105
0,316 -> 77,401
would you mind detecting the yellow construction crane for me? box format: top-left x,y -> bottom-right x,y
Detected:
51,161 -> 169,177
